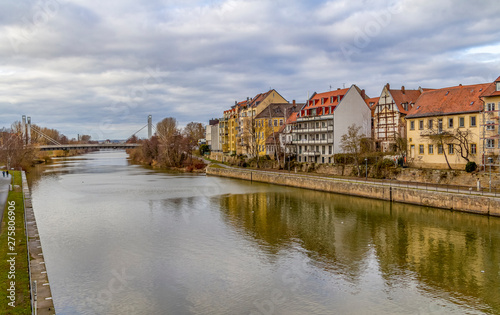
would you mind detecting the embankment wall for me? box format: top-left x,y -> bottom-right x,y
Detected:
207,167 -> 500,217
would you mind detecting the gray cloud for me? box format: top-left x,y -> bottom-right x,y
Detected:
1,0 -> 499,139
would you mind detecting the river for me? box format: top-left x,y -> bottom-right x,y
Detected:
27,151 -> 500,315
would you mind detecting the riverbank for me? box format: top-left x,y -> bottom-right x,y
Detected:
207,166 -> 500,217
22,171 -> 55,314
0,171 -> 30,314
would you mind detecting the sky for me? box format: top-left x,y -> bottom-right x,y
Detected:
1,0 -> 499,140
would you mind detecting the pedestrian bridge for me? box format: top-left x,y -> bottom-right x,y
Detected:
38,143 -> 140,151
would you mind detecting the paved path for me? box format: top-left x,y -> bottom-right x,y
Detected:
0,172 -> 12,226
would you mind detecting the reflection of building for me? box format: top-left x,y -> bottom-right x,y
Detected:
292,85 -> 371,163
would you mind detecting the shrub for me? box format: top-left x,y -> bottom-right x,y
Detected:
465,161 -> 477,173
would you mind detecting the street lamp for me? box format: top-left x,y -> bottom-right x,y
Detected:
365,158 -> 368,180
488,157 -> 493,193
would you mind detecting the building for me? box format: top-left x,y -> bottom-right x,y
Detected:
405,83 -> 489,169
238,90 -> 288,156
205,119 -> 220,152
292,85 -> 372,164
480,76 -> 500,166
253,102 -> 300,157
374,84 -> 424,152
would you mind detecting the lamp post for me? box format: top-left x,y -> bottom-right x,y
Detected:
488,157 -> 493,193
365,158 -> 368,180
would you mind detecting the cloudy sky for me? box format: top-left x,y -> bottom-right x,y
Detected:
1,0 -> 499,140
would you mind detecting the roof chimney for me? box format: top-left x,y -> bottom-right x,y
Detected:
361,89 -> 366,99
293,100 -> 296,106
401,86 -> 405,94
337,88 -> 340,90
386,83 -> 390,90
235,101 -> 237,105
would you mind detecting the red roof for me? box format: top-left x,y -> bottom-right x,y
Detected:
407,83 -> 490,118
480,76 -> 500,97
389,89 -> 422,114
286,111 -> 298,124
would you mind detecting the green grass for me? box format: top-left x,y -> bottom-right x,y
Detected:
0,171 -> 31,314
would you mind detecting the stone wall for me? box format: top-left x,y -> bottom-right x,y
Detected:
207,167 -> 500,217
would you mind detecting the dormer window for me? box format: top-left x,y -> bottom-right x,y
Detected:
496,81 -> 500,91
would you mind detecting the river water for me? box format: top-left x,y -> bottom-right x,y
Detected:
27,151 -> 500,315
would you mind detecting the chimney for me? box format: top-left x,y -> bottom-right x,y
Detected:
337,88 -> 340,90
293,100 -> 296,106
361,89 -> 366,99
386,83 -> 390,90
401,86 -> 405,94
235,101 -> 237,105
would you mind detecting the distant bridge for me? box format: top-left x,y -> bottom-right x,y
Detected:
19,115 -> 155,151
38,143 -> 140,151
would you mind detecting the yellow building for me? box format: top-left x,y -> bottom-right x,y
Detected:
480,76 -> 500,166
254,103 -> 297,156
237,89 -> 288,156
406,83 -> 488,169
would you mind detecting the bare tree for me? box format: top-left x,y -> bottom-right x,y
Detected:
340,124 -> 364,176
183,122 -> 205,161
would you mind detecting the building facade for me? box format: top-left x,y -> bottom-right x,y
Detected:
480,76 -> 500,166
406,83 -> 489,169
374,84 -> 423,152
292,85 -> 372,163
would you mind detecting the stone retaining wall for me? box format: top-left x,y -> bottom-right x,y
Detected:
207,167 -> 500,217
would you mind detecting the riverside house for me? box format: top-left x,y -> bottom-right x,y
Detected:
480,76 -> 500,166
292,85 -> 372,163
405,82 -> 489,169
374,84 -> 424,152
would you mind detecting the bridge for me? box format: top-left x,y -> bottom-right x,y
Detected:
38,143 -> 141,151
19,115 -> 155,151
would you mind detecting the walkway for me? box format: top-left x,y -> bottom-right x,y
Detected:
0,172 -> 11,226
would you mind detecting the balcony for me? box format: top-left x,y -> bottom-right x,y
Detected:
302,151 -> 321,156
292,138 -> 333,145
296,114 -> 333,122
293,125 -> 333,133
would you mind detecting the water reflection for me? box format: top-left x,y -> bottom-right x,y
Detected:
218,190 -> 500,314
28,151 -> 500,315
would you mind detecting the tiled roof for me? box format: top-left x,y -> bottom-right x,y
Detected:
406,83 -> 490,119
255,103 -> 299,119
286,111 -> 298,124
480,77 -> 500,97
365,97 -> 379,109
303,88 -> 349,110
388,88 -> 422,114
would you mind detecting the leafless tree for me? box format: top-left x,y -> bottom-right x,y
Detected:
340,124 -> 365,176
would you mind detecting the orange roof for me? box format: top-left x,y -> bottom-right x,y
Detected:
365,97 -> 379,109
406,83 -> 490,119
480,76 -> 500,97
389,89 -> 422,114
286,111 -> 298,124
304,88 -> 349,110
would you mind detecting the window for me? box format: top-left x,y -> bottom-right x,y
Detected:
471,143 -> 476,154
322,146 -> 325,154
274,120 -> 278,127
487,103 -> 496,112
419,144 -> 424,154
329,146 -> 332,154
279,119 -> 283,126
496,82 -> 500,92
438,144 -> 443,154
268,119 -> 272,126
470,116 -> 476,127
486,121 -> 495,131
487,139 -> 495,148
438,119 -> 443,132
428,144 -> 434,154
410,121 -> 415,130
448,118 -> 453,128
321,133 -> 326,140
459,117 -> 464,127
428,119 -> 433,130
448,144 -> 454,154
419,120 -> 424,130
409,138 -> 412,142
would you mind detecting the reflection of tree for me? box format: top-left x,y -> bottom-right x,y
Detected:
217,189 -> 500,312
